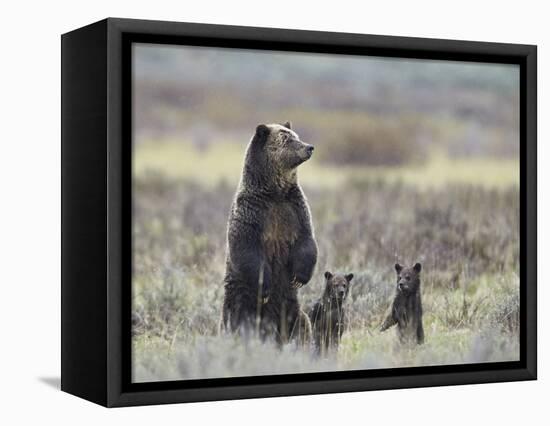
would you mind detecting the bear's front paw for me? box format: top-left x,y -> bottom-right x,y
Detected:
291,276 -> 304,289
292,268 -> 313,287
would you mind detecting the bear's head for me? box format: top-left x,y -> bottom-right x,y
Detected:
324,271 -> 354,303
394,263 -> 421,293
252,121 -> 314,172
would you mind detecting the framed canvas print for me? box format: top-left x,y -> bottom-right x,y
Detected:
61,18 -> 537,407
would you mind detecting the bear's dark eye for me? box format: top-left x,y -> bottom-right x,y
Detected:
406,276 -> 411,281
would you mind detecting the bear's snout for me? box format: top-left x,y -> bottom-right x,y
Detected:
302,144 -> 314,159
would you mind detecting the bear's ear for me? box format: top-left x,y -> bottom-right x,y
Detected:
395,263 -> 403,274
254,124 -> 270,142
413,262 -> 422,273
282,121 -> 292,130
345,273 -> 354,282
324,271 -> 333,280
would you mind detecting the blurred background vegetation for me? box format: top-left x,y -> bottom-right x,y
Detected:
132,44 -> 520,382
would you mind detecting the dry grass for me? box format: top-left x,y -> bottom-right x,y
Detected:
132,157 -> 519,382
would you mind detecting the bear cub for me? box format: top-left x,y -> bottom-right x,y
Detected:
309,271 -> 354,354
380,262 -> 424,345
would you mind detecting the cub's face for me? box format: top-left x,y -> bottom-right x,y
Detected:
324,271 -> 354,302
256,122 -> 314,170
395,263 -> 422,293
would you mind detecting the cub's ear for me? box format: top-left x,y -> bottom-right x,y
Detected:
413,262 -> 422,273
394,263 -> 403,274
255,124 -> 270,141
324,271 -> 333,280
345,273 -> 354,282
282,121 -> 292,130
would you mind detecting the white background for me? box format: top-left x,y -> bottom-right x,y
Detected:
0,0 -> 546,423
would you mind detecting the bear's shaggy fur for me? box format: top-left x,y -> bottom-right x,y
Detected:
310,272 -> 354,355
380,263 -> 425,344
222,122 -> 317,344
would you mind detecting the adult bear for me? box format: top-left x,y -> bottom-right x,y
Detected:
222,122 -> 317,344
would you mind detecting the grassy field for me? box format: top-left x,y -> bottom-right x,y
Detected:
134,139 -> 519,189
132,142 -> 520,382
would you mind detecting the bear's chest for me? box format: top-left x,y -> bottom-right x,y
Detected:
395,294 -> 417,326
262,202 -> 299,258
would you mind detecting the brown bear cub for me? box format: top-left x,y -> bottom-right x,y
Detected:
380,263 -> 424,345
309,271 -> 354,355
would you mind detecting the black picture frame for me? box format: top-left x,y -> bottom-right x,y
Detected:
61,17 -> 537,407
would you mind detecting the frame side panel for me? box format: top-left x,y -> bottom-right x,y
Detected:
61,19 -> 109,406
525,47 -> 537,378
106,18 -> 126,407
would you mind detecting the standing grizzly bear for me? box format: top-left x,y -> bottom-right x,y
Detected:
222,122 -> 318,344
310,271 -> 354,355
380,262 -> 425,345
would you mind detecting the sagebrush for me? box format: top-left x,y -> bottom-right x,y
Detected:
132,174 -> 519,382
